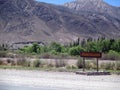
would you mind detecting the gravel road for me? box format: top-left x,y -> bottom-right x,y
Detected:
0,69 -> 120,90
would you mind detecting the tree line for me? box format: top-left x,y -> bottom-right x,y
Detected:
18,37 -> 120,56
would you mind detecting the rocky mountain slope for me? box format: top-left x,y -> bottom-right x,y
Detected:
64,0 -> 120,19
0,0 -> 120,45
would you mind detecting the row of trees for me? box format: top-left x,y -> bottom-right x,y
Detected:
19,38 -> 120,56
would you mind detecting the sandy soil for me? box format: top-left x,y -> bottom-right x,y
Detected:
0,69 -> 120,90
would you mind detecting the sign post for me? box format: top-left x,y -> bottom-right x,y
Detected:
83,58 -> 85,72
97,58 -> 99,72
80,52 -> 102,72
76,52 -> 110,75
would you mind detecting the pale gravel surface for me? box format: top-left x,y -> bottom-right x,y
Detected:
0,69 -> 120,90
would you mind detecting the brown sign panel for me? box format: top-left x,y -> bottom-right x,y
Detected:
80,52 -> 102,58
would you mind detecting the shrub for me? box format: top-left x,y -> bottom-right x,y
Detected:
66,65 -> 78,69
23,61 -> 31,67
33,60 -> 41,68
6,59 -> 11,63
49,42 -> 63,53
0,60 -> 3,65
102,50 -> 120,60
85,61 -> 96,70
77,58 -> 83,69
71,65 -> 78,69
115,61 -> 120,70
16,57 -> 27,66
69,46 -> 84,56
0,51 -> 7,57
50,50 -> 58,55
55,59 -> 66,67
100,62 -> 115,70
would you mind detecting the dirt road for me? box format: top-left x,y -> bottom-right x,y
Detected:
0,69 -> 120,90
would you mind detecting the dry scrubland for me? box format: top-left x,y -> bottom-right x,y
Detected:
0,57 -> 120,73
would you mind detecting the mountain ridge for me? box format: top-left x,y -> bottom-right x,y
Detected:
0,0 -> 120,45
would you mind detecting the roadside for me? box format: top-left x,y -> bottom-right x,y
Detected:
0,57 -> 120,75
0,69 -> 120,90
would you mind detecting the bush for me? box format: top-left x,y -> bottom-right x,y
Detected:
16,57 -> 28,66
23,61 -> 31,67
0,51 -> 7,57
50,50 -> 58,55
0,60 -> 3,65
66,65 -> 78,69
100,62 -> 115,70
85,61 -> 96,70
69,46 -> 84,56
49,42 -> 63,53
115,61 -> 120,70
55,59 -> 66,67
102,50 -> 120,60
33,60 -> 41,68
71,65 -> 78,69
77,58 -> 83,69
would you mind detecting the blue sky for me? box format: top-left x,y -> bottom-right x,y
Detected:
36,0 -> 120,6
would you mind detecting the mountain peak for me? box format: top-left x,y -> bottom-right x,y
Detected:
64,0 -> 120,15
64,0 -> 105,10
76,0 -> 103,2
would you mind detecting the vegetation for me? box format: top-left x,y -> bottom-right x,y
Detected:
16,38 -> 120,60
0,38 -> 120,73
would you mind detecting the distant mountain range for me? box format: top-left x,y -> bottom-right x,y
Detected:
0,0 -> 120,45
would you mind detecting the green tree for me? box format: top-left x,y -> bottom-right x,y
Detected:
81,39 -> 86,47
100,40 -> 110,53
31,43 -> 40,53
49,42 -> 63,53
111,39 -> 120,52
85,41 -> 101,52
69,46 -> 84,56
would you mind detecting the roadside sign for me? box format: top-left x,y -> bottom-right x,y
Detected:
80,52 -> 102,58
80,52 -> 102,72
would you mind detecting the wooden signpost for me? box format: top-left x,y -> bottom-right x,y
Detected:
80,52 -> 102,72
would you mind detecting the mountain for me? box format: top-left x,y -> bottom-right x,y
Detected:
0,0 -> 120,45
64,0 -> 120,37
64,0 -> 120,19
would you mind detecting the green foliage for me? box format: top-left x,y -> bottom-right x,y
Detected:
18,38 -> 120,59
102,50 -> 120,60
85,41 -> 101,52
108,50 -> 120,60
111,39 -> 120,52
49,42 -> 63,53
31,43 -> 41,53
20,43 -> 45,54
69,46 -> 84,56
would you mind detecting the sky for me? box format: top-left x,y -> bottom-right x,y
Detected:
36,0 -> 120,7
